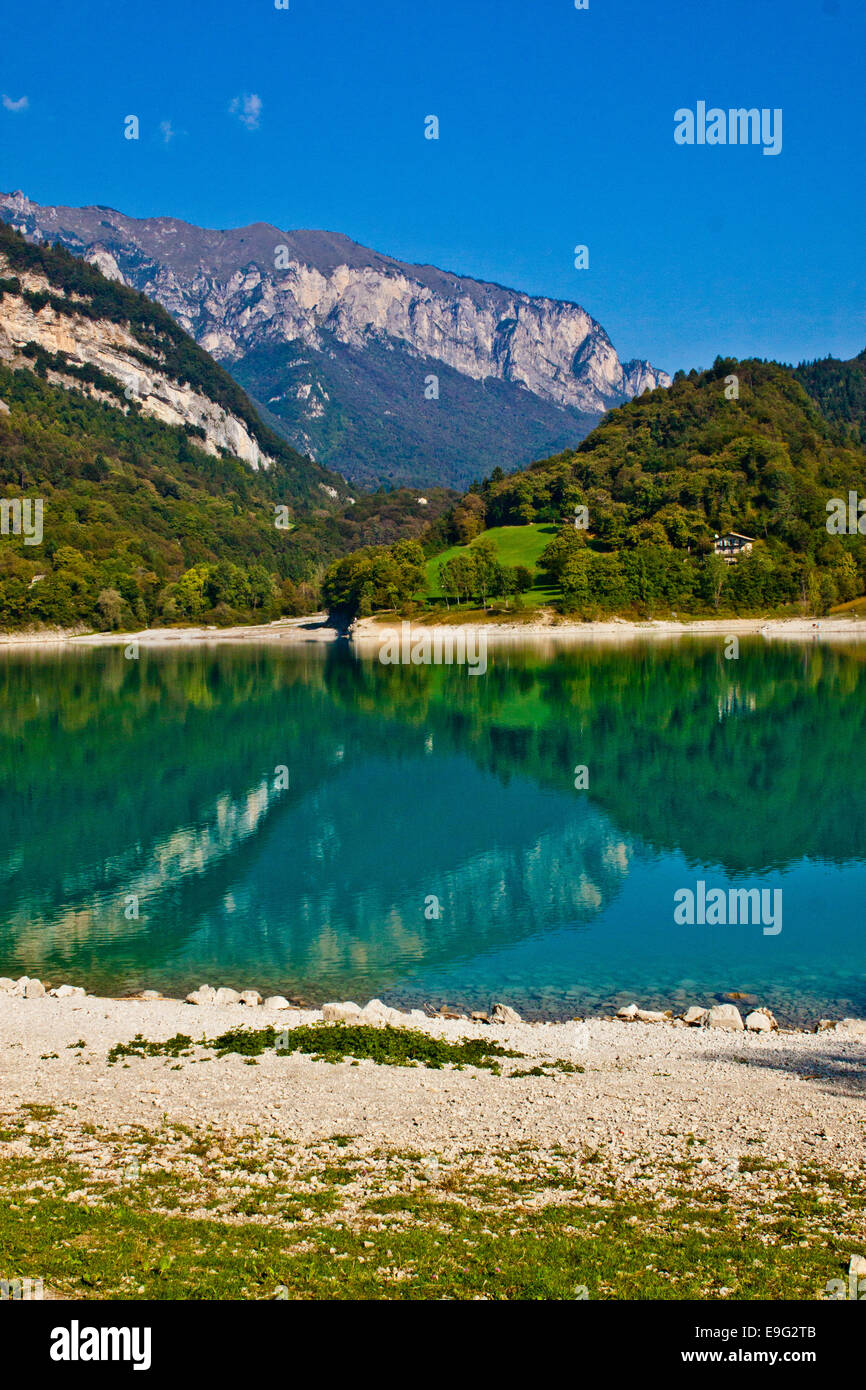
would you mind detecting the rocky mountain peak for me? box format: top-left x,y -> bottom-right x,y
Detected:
0,191 -> 670,488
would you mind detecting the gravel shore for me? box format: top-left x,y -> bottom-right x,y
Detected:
3,993 -> 864,1182
4,613 -> 866,650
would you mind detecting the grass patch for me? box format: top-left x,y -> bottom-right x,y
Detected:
107,1024 -> 522,1072
0,1147 -> 860,1301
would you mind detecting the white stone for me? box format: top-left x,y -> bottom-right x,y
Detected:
49,984 -> 86,999
707,1004 -> 744,1032
617,1003 -> 639,1020
263,996 -> 292,1010
490,1003 -> 522,1025
214,987 -> 241,1006
238,990 -> 262,1007
24,978 -> 45,999
745,1009 -> 776,1032
850,1254 -> 866,1278
322,1002 -> 363,1023
636,1009 -> 668,1023
682,1006 -> 709,1026
186,985 -> 217,1006
0,977 -> 15,992
359,999 -> 403,1025
838,1018 -> 866,1040
140,990 -> 161,1000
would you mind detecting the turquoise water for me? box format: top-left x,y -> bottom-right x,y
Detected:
0,639 -> 864,1023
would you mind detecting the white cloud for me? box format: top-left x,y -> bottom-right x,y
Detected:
2,95 -> 29,113
229,93 -> 262,131
160,120 -> 175,144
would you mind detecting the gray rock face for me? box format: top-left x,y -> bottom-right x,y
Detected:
0,191 -> 669,488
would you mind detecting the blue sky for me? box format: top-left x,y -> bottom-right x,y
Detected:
0,0 -> 863,374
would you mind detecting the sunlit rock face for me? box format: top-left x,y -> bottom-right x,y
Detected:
1,191 -> 669,486
0,250 -> 274,472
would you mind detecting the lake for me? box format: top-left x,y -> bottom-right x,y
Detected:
1,637 -> 864,1024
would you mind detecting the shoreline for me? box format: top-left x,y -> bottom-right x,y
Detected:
2,975 -> 863,1037
4,983 -> 864,1300
2,985 -> 864,1174
4,611 -> 866,650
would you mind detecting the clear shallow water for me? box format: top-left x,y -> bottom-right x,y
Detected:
0,638 -> 864,1024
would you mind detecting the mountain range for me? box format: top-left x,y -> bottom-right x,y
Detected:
0,190 -> 670,491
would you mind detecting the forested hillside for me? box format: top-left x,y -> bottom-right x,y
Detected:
794,347 -> 866,448
328,358 -> 866,620
0,222 -> 457,632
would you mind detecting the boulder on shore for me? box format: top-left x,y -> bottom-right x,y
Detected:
707,1003 -> 745,1031
186,985 -> 217,1006
490,1003 -> 522,1025
745,1008 -> 776,1032
682,1006 -> 709,1026
322,1001 -> 363,1023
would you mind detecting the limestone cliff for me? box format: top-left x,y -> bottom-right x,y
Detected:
1,191 -> 670,488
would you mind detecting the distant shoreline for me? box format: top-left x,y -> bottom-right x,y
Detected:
4,611 -> 866,650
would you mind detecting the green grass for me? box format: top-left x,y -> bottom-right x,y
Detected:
107,1024 -> 522,1072
424,524 -> 557,598
0,1143 -> 861,1301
